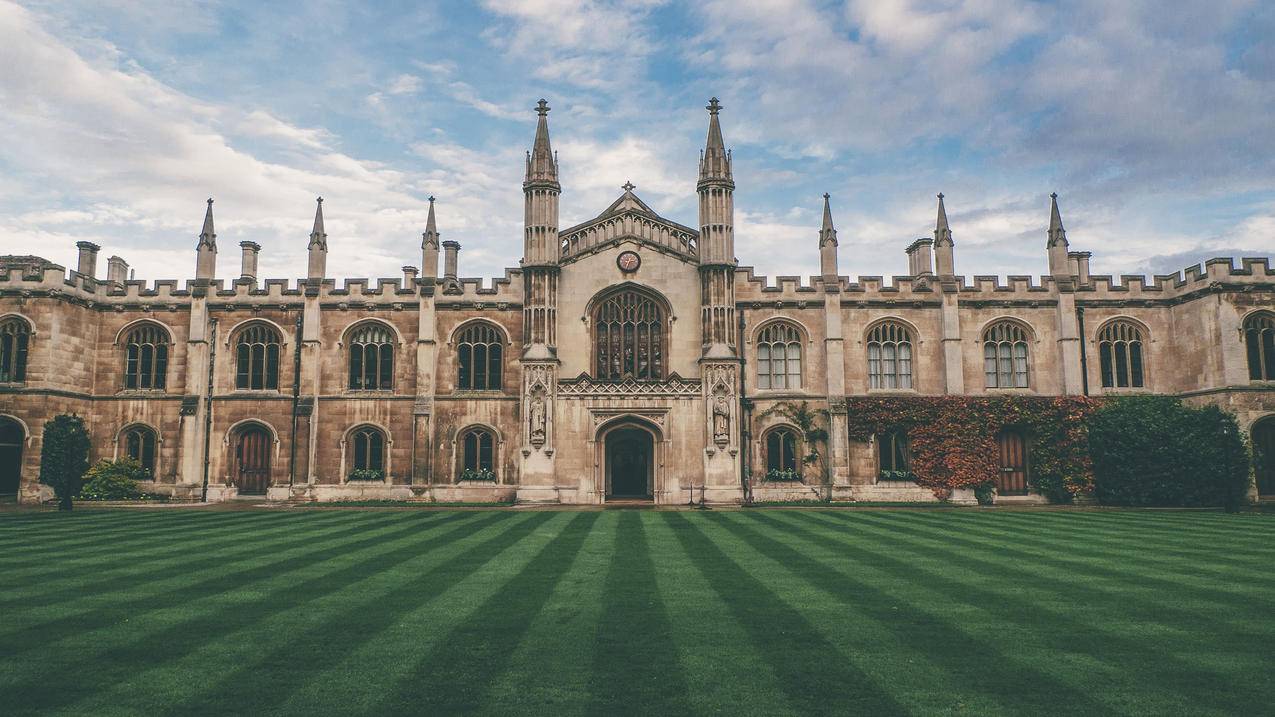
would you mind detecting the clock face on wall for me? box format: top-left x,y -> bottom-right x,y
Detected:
617,250 -> 641,272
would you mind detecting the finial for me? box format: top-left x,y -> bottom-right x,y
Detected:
535,99 -> 550,116
823,192 -> 830,200
207,197 -> 214,206
937,192 -> 944,200
316,196 -> 323,204
622,181 -> 636,192
1050,192 -> 1058,200
706,97 -> 722,115
428,195 -> 435,203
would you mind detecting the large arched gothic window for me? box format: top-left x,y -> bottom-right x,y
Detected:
867,322 -> 913,390
593,290 -> 665,380
123,323 -> 169,390
983,321 -> 1030,389
756,323 -> 802,390
764,427 -> 800,480
122,424 -> 157,477
348,425 -> 386,479
0,317 -> 31,383
234,323 -> 281,390
456,322 -> 503,390
1098,320 -> 1145,388
348,323 -> 394,390
1245,312 -> 1275,381
459,427 -> 496,481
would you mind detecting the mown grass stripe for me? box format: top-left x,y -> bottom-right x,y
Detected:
0,510 -> 268,558
667,512 -> 909,716
641,512 -> 797,717
778,511 -> 1261,714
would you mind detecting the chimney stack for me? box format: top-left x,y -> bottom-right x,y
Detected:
76,241 -> 100,279
106,256 -> 129,286
402,265 -> 418,287
442,240 -> 460,279
1069,251 -> 1091,285
239,241 -> 260,282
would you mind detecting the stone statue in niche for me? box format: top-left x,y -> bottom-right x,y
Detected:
712,391 -> 731,445
529,392 -> 546,446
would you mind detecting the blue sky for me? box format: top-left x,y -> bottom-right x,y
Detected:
0,0 -> 1272,284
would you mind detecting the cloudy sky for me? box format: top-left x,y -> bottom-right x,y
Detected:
1,0 -> 1272,285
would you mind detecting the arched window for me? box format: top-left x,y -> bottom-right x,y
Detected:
348,426 -> 385,479
764,427 -> 800,480
0,318 -> 31,383
123,323 -> 169,390
1245,312 -> 1275,381
756,323 -> 802,390
594,290 -> 665,380
122,425 -> 157,477
456,322 -> 504,390
1098,320 -> 1145,388
983,321 -> 1029,388
878,430 -> 912,481
459,427 -> 496,481
234,323 -> 281,391
348,323 -> 394,390
867,322 -> 913,390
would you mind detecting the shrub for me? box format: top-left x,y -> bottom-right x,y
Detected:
39,414 -> 91,511
347,469 -> 384,482
1089,396 -> 1250,508
78,458 -> 148,500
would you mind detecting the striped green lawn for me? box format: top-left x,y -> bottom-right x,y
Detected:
1,509 -> 1272,716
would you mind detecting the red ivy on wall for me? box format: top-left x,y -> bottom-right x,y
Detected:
843,396 -> 1100,501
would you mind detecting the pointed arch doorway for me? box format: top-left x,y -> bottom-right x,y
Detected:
603,423 -> 655,501
233,424 -> 272,496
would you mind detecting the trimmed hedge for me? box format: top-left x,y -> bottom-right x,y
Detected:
1088,396 -> 1249,509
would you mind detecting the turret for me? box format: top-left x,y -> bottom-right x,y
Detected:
933,193 -> 955,277
819,193 -> 839,281
196,198 -> 217,280
307,197 -> 327,281
697,97 -> 735,267
523,99 -> 560,267
421,195 -> 440,279
1047,192 -> 1069,277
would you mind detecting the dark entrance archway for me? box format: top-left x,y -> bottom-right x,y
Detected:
1254,417 -> 1275,496
234,425 -> 271,496
605,426 -> 653,500
0,417 -> 23,497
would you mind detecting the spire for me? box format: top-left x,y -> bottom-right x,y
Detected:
309,196 -> 327,249
525,99 -> 558,186
198,198 -> 216,249
422,195 -> 439,249
1047,192 -> 1066,246
934,193 -> 952,246
819,193 -> 837,247
699,97 -> 733,183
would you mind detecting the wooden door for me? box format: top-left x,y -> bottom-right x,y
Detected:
235,427 -> 271,495
0,418 -> 23,496
997,430 -> 1028,496
1254,419 -> 1275,496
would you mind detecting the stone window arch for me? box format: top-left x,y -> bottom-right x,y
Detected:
0,316 -> 32,383
120,423 -> 158,477
592,288 -> 667,381
459,425 -> 496,481
756,321 -> 803,390
763,426 -> 800,479
347,321 -> 394,390
982,320 -> 1031,389
233,322 -> 282,391
867,320 -> 914,390
122,321 -> 170,390
455,321 -> 504,391
1097,319 -> 1146,389
1245,311 -> 1275,381
347,424 -> 386,479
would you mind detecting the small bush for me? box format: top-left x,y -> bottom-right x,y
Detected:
1089,396 -> 1250,508
764,468 -> 801,482
347,469 -> 384,482
78,458 -> 148,500
458,468 -> 496,482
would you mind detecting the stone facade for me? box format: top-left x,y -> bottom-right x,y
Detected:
2,99 -> 1273,504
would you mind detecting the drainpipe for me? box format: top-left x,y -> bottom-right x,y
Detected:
1076,306 -> 1089,396
200,318 -> 218,502
288,312 -> 304,487
737,307 -> 752,505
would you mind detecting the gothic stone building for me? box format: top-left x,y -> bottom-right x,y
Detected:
2,99 -> 1274,504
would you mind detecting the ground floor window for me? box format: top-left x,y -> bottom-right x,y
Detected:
122,425 -> 157,477
764,427 -> 800,481
878,430 -> 912,481
348,426 -> 385,481
460,428 -> 495,481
